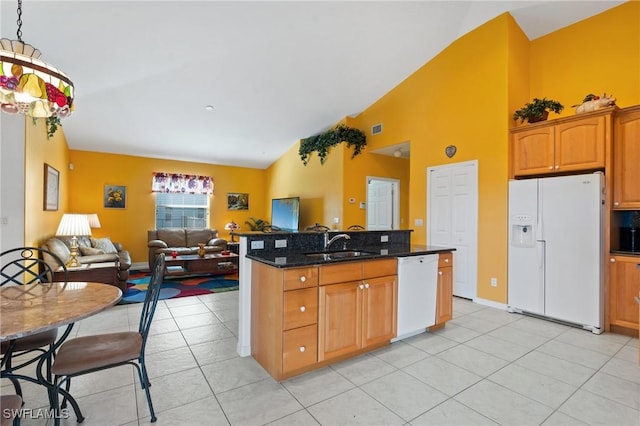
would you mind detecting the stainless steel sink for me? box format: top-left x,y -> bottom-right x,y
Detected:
304,250 -> 377,260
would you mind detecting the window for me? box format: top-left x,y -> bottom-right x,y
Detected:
155,193 -> 209,229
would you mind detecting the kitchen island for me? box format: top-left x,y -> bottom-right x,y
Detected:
234,229 -> 454,380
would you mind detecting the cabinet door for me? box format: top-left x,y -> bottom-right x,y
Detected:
435,266 -> 453,325
613,108 -> 640,208
555,115 -> 605,173
318,281 -> 361,361
512,126 -> 555,176
609,256 -> 640,330
362,275 -> 397,348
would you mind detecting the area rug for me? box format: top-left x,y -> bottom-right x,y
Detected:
120,270 -> 238,304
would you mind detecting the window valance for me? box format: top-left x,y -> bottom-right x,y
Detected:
152,172 -> 213,195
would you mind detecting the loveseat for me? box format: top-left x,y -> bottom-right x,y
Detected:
147,228 -> 227,268
41,236 -> 132,288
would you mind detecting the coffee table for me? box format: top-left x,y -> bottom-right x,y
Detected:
164,253 -> 239,276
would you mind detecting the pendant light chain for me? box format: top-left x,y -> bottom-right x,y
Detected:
16,0 -> 23,42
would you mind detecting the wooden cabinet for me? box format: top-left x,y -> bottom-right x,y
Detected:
613,105 -> 640,209
510,108 -> 612,177
318,258 -> 397,362
251,263 -> 319,380
251,258 -> 397,380
609,255 -> 640,334
434,253 -> 453,326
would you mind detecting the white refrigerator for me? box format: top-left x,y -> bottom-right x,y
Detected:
507,173 -> 604,333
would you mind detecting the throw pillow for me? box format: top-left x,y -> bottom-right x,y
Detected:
91,237 -> 118,254
79,246 -> 105,256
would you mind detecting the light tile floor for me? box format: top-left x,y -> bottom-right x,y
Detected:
3,292 -> 639,426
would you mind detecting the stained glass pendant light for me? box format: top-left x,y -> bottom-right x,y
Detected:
0,0 -> 74,118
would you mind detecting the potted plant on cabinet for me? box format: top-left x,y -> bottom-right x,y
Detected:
513,97 -> 564,123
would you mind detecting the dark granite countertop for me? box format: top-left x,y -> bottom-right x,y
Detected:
246,244 -> 456,268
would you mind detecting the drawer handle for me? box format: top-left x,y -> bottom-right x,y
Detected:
299,276 -> 307,282
614,202 -> 619,206
439,271 -> 443,276
555,165 -> 559,170
299,346 -> 306,353
444,258 -> 449,263
548,166 -> 553,170
610,258 -> 616,263
299,306 -> 306,312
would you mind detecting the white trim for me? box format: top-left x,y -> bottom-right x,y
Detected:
472,297 -> 508,311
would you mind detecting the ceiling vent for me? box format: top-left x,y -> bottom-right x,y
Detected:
371,123 -> 383,135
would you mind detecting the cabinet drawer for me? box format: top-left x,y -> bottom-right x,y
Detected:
283,287 -> 318,330
363,258 -> 397,279
284,267 -> 318,291
438,252 -> 453,268
282,324 -> 317,373
319,262 -> 362,285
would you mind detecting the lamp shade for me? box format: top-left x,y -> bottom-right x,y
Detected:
224,221 -> 239,232
86,213 -> 101,229
56,214 -> 91,236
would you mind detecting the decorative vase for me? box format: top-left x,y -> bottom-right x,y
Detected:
197,243 -> 206,257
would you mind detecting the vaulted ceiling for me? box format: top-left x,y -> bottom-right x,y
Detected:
0,1 -> 624,168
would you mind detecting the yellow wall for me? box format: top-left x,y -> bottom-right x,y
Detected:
530,1 -> 640,112
68,151 -> 266,264
264,139 -> 344,229
24,118 -> 69,247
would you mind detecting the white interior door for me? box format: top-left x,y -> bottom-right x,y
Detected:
427,161 -> 478,299
367,177 -> 399,230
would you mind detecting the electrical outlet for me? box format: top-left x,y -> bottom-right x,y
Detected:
415,219 -> 424,226
333,217 -> 340,224
491,277 -> 498,287
380,235 -> 389,242
250,240 -> 264,250
275,239 -> 287,248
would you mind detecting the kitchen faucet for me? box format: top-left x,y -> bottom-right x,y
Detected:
324,233 -> 351,251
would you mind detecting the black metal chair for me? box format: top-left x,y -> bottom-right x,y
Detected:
0,247 -> 69,400
50,254 -> 165,423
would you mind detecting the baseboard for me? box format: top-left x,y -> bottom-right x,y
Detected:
473,297 -> 508,310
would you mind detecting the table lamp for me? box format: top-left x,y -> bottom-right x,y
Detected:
56,214 -> 91,267
224,221 -> 240,242
86,213 -> 101,229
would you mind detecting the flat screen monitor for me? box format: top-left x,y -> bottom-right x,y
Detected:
271,197 -> 300,232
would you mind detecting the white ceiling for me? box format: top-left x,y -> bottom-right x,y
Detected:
1,1 -> 624,169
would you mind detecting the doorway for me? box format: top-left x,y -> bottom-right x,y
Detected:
366,177 -> 400,230
427,161 -> 478,299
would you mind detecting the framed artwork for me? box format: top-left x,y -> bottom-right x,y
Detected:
104,185 -> 127,209
227,193 -> 249,210
43,163 -> 59,211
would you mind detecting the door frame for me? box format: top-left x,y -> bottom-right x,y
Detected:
366,176 -> 400,230
426,160 -> 478,300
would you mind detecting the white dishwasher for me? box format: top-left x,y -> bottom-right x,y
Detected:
392,254 -> 439,341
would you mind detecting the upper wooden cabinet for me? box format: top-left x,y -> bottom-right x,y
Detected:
613,105 -> 640,209
510,107 -> 614,178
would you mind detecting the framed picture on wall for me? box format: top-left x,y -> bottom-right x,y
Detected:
43,163 -> 59,211
104,185 -> 127,209
227,193 -> 249,210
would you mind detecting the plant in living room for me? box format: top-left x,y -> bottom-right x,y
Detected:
245,217 -> 270,232
513,97 -> 564,123
299,124 -> 366,165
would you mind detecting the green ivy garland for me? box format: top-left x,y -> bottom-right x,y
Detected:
32,116 -> 62,139
299,124 -> 366,165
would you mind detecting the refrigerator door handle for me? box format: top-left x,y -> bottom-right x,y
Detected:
537,240 -> 546,314
536,182 -> 543,241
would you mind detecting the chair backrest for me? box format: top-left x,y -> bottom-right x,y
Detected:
1,247 -> 69,286
139,254 -> 165,350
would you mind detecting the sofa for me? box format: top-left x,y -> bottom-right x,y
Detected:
147,228 -> 227,269
41,236 -> 132,289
